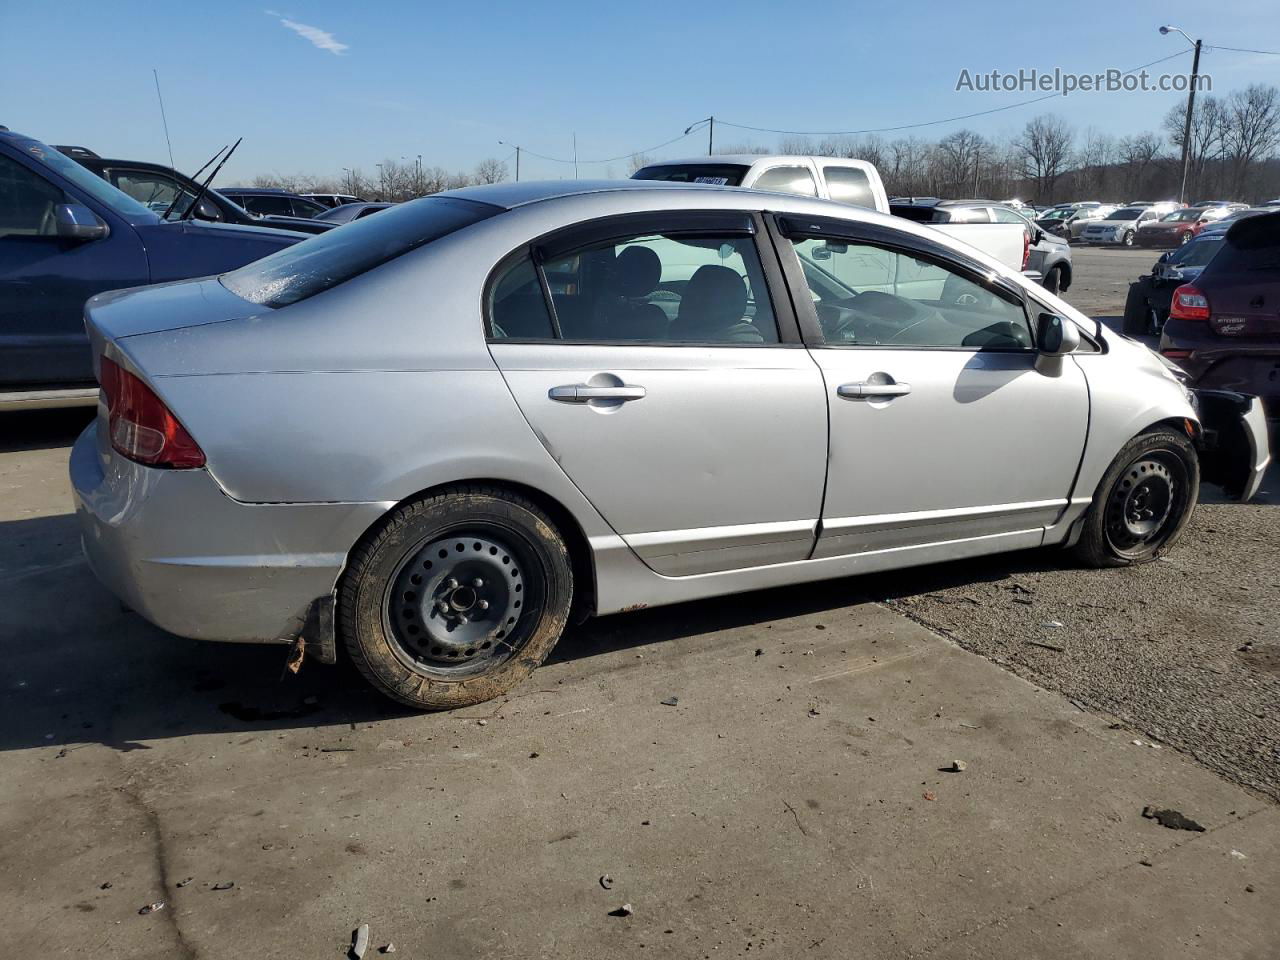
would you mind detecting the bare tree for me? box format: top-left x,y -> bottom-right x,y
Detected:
714,141 -> 770,155
628,152 -> 653,174
886,137 -> 931,196
1015,114 -> 1074,202
474,157 -> 509,185
1223,84 -> 1280,198
1164,96 -> 1226,199
935,129 -> 990,196
1074,129 -> 1116,198
1116,132 -> 1164,197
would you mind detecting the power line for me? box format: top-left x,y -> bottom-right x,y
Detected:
714,50 -> 1192,137
1206,44 -> 1280,56
502,126 -> 703,167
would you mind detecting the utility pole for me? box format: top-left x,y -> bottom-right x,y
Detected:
342,167 -> 352,195
498,141 -> 521,182
1161,25 -> 1203,204
376,162 -> 384,201
708,116 -> 714,156
573,133 -> 578,179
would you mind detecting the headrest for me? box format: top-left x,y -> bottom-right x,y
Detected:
676,264 -> 748,333
614,246 -> 661,298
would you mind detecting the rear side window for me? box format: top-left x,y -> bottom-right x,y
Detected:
751,165 -> 818,197
824,166 -> 875,209
221,196 -> 499,307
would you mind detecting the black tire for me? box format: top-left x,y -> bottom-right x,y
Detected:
1122,284 -> 1150,337
1122,230 -> 1135,248
1073,429 -> 1199,568
1042,265 -> 1063,296
1179,231 -> 1192,245
339,485 -> 573,710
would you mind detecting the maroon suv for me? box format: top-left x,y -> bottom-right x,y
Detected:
1159,211 -> 1280,421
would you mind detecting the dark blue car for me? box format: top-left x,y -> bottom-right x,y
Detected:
0,129 -> 303,408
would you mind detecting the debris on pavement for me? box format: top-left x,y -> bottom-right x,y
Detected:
660,696 -> 678,706
380,944 -> 396,954
943,760 -> 967,773
99,881 -> 112,890
211,881 -> 235,891
284,637 -> 305,675
807,708 -> 821,718
1041,620 -> 1065,629
922,791 -> 937,801
350,923 -> 370,959
1025,640 -> 1066,652
176,877 -> 193,888
755,648 -> 764,656
1246,885 -> 1255,893
599,874 -> 613,890
529,752 -> 540,759
1142,806 -> 1206,832
608,903 -> 634,917
138,900 -> 165,915
1132,739 -> 1163,750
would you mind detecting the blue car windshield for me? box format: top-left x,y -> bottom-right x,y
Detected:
220,196 -> 500,307
21,140 -> 153,218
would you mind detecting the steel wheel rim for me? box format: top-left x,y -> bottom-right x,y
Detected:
382,526 -> 539,678
1104,454 -> 1184,557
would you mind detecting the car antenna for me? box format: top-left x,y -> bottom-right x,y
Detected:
159,143 -> 227,222
180,137 -> 241,222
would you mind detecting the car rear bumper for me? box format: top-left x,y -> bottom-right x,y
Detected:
70,422 -> 390,645
1194,389 -> 1271,501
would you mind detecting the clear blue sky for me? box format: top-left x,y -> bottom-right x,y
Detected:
2,0 -> 1277,187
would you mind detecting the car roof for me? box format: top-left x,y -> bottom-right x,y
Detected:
220,187 -> 297,195
439,178 -> 789,210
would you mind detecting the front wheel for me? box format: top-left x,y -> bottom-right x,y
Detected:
1042,265 -> 1063,296
339,485 -> 573,709
1073,430 -> 1199,567
1122,230 -> 1135,247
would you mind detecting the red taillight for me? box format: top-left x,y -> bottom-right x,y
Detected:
98,356 -> 205,469
1021,229 -> 1030,271
1168,283 -> 1210,322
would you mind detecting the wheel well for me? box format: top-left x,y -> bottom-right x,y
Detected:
359,479 -> 597,621
1144,416 -> 1197,441
1057,261 -> 1072,289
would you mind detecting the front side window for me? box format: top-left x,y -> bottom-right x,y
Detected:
490,229 -> 778,344
0,153 -> 65,238
751,165 -> 818,197
290,197 -> 327,218
824,166 -> 875,209
790,236 -> 1032,350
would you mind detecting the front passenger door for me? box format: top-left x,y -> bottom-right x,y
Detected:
774,216 -> 1089,559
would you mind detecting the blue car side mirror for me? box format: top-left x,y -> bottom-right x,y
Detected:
55,203 -> 109,242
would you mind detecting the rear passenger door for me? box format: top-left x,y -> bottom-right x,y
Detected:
486,211 -> 828,577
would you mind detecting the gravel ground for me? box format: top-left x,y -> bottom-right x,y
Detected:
877,246 -> 1280,802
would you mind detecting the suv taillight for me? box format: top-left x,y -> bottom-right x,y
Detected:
1168,284 -> 1210,322
98,356 -> 205,469
1021,229 -> 1030,271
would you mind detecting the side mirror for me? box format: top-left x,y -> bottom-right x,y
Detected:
1157,251 -> 1172,262
1033,227 -> 1045,245
193,197 -> 222,221
1036,312 -> 1080,357
54,203 -> 108,242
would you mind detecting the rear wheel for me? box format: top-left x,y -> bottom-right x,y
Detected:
1179,231 -> 1193,245
339,486 -> 573,709
1122,230 -> 1135,247
1073,430 -> 1199,567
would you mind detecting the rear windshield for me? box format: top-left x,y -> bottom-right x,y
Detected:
1109,208 -> 1144,220
632,163 -> 749,186
1208,214 -> 1280,273
1170,236 -> 1223,267
220,196 -> 499,307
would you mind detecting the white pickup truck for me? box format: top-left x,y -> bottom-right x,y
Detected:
631,155 -> 1031,277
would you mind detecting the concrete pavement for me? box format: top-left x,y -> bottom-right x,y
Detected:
1,411 -> 1277,959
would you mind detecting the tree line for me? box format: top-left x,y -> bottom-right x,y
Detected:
246,83 -> 1280,205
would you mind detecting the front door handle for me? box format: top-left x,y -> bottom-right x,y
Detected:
549,383 -> 647,403
837,378 -> 911,400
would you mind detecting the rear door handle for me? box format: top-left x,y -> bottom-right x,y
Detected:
837,380 -> 911,400
549,383 -> 647,403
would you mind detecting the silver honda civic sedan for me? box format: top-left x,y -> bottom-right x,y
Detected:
70,181 -> 1269,709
